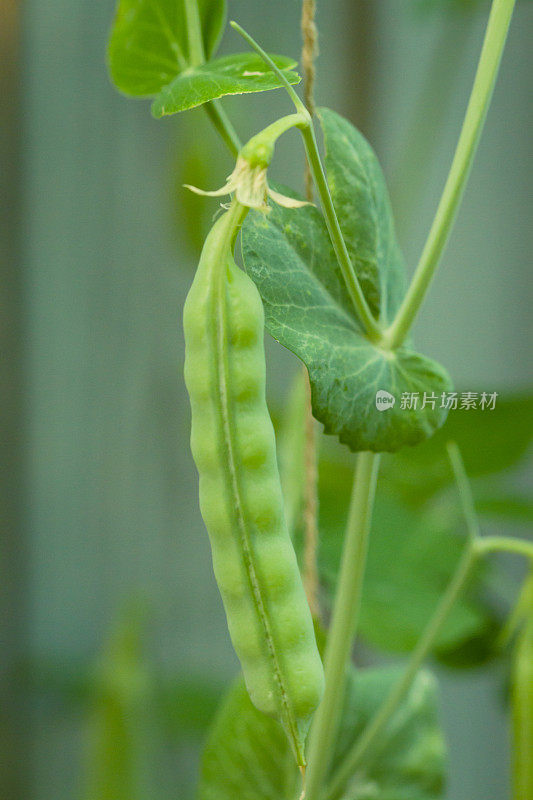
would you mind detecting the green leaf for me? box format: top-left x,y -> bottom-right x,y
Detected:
331,667 -> 446,800
197,676 -> 298,800
381,393 -> 533,505
318,107 -> 407,322
313,457 -> 500,661
108,0 -> 227,96
197,667 -> 446,800
241,199 -> 452,453
151,53 -> 300,117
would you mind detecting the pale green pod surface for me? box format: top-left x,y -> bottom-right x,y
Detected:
183,210 -> 324,765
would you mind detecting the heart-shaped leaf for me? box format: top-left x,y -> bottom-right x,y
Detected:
151,53 -> 300,118
197,667 -> 446,800
108,0 -> 227,96
241,198 -> 452,452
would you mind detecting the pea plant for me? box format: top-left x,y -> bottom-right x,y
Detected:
106,1 -> 532,798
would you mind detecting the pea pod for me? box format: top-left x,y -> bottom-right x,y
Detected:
183,202 -> 324,765
512,574 -> 533,800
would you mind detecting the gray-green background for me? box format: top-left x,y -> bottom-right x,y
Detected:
2,1 -> 531,798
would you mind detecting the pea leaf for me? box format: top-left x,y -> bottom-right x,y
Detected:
241,199 -> 452,453
318,107 -> 407,322
381,393 -> 533,505
108,0 -> 227,97
197,677 -> 298,800
313,457 -> 501,662
197,667 -> 446,800
151,53 -> 301,118
332,667 -> 446,800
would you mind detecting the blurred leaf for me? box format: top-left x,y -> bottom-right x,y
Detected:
477,492 -> 533,524
414,0 -> 489,11
242,196 -> 452,454
315,457 -> 501,662
22,652 -> 226,744
81,602 -> 157,800
156,675 -> 224,740
331,667 -> 446,800
151,53 -> 300,117
108,0 -> 227,96
381,393 -> 533,505
197,667 -> 446,800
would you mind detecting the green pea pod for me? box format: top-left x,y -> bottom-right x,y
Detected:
512,574 -> 533,800
183,203 -> 324,765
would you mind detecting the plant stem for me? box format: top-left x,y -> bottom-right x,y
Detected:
384,0 -> 516,349
498,572 -> 533,650
230,20 -> 382,343
326,542 -> 478,800
304,452 -> 380,800
475,537 -> 533,561
204,102 -> 242,157
326,439 -> 481,798
231,22 -> 308,114
446,441 -> 480,541
183,2 -> 242,158
299,123 -> 382,342
184,0 -> 205,66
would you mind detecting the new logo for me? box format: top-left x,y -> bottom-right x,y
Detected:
375,390 -> 395,411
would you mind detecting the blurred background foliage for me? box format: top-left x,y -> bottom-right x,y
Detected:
1,1 -> 531,799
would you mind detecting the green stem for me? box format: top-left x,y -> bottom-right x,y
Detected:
183,3 -> 242,157
230,20 -> 382,343
498,572 -> 533,650
384,0 -> 516,349
204,102 -> 242,157
299,124 -> 382,342
184,0 -> 205,66
446,441 -> 480,541
475,536 -> 533,561
326,542 -> 478,800
304,452 -> 380,800
230,21 -> 307,114
242,113 -> 308,163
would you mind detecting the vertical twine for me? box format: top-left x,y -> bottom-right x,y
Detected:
301,0 -> 318,200
300,0 -> 320,619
